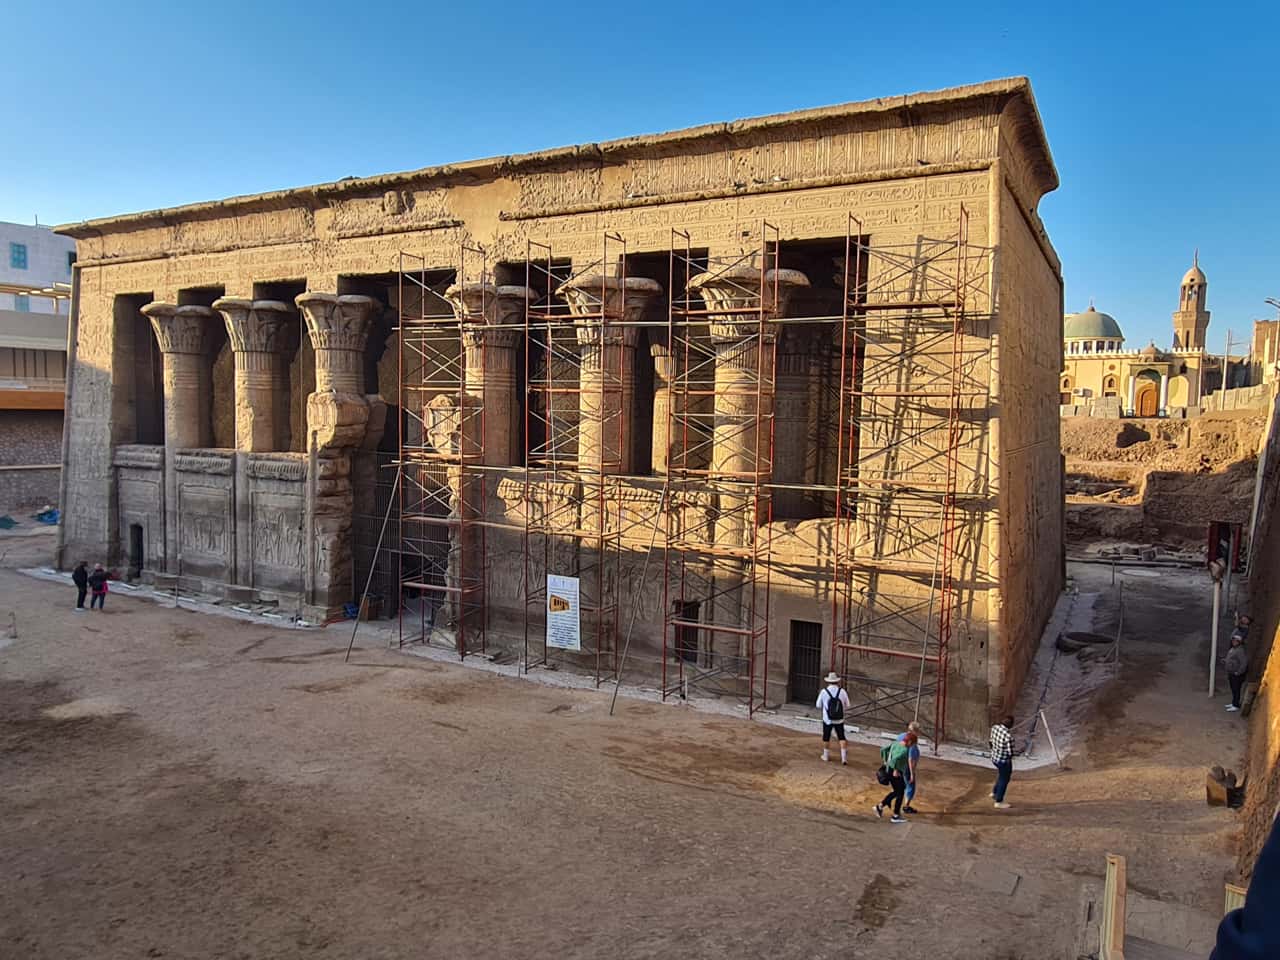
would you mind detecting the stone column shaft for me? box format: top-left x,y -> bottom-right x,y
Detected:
214,298 -> 296,453
141,302 -> 220,576
557,275 -> 662,475
293,292 -> 380,618
144,303 -> 218,450
1127,375 -> 1137,414
447,283 -> 534,467
650,344 -> 678,474
687,264 -> 808,653
1159,372 -> 1169,413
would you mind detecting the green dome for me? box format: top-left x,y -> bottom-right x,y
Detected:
1064,305 -> 1123,341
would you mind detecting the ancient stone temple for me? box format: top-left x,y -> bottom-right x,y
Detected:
55,77 -> 1064,742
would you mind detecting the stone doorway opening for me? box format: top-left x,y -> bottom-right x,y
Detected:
128,523 -> 144,580
788,619 -> 823,704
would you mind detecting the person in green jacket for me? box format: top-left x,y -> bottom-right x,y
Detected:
875,731 -> 917,823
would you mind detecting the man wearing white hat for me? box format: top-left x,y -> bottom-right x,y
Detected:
816,672 -> 851,764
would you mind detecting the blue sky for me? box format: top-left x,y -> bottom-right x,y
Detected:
3,0 -> 1276,351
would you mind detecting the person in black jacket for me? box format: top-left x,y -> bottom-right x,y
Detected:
87,564 -> 108,611
1213,807 -> 1280,958
71,561 -> 89,611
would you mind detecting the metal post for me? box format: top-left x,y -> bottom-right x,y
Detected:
1209,574 -> 1222,696
1040,709 -> 1063,768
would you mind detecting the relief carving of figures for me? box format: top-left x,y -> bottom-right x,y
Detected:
181,511 -> 228,556
254,509 -> 305,568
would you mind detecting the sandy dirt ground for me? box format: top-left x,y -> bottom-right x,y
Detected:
0,530 -> 1247,959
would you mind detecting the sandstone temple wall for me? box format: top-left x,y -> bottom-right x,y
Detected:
54,78 -> 1061,738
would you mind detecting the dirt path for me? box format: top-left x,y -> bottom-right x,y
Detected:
0,533 -> 1241,959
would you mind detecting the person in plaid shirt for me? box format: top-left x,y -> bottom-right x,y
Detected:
989,715 -> 1015,809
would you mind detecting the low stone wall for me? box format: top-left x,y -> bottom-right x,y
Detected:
1204,382 -> 1275,414
0,465 -> 60,510
0,409 -> 64,509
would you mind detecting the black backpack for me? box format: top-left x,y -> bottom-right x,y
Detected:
825,687 -> 844,723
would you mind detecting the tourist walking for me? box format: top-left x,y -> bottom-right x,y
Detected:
1225,633 -> 1249,712
990,714 -> 1015,809
816,672 -> 851,764
72,561 -> 89,612
875,731 -> 916,823
897,722 -> 922,813
88,564 -> 109,611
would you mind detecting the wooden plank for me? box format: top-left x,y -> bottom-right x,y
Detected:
0,389 -> 65,410
1102,853 -> 1127,960
1122,937 -> 1197,960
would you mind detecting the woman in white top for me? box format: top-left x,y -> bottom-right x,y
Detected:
816,672 -> 852,764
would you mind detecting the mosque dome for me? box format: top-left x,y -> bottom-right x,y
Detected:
1138,342 -> 1161,360
1063,305 -> 1124,341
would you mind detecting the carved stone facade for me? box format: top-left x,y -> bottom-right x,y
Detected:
55,78 -> 1063,739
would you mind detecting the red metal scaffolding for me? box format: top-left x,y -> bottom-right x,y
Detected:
829,208 -> 989,743
661,225 -> 781,715
520,234 -> 628,684
395,245 -> 489,658
387,210 -> 991,742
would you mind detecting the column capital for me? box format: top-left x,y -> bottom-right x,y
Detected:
688,265 -> 808,342
650,342 -> 676,382
142,303 -> 220,355
295,293 -> 378,354
558,275 -> 662,349
214,298 -> 297,353
446,282 -> 534,350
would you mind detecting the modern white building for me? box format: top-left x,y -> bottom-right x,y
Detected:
0,221 -> 76,314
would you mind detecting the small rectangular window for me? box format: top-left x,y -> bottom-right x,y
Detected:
10,242 -> 28,270
66,251 -> 76,274
14,294 -> 30,312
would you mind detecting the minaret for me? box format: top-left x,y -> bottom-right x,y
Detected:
1172,250 -> 1210,350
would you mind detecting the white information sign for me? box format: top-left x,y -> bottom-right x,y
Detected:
546,574 -> 581,651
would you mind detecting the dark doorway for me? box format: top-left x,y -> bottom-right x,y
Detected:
128,524 -> 144,579
788,619 -> 823,704
675,600 -> 700,663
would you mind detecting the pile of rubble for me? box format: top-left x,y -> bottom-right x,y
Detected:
1063,413 -> 1265,547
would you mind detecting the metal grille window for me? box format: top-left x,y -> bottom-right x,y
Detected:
9,242 -> 27,270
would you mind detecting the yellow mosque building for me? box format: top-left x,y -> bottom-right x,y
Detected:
1061,256 -> 1212,417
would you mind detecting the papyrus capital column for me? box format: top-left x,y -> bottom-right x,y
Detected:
294,292 -> 378,620
142,302 -> 219,451
650,342 -> 678,475
688,265 -> 809,483
557,275 -> 662,474
445,282 -> 533,467
214,298 -> 296,452
295,293 -> 377,395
